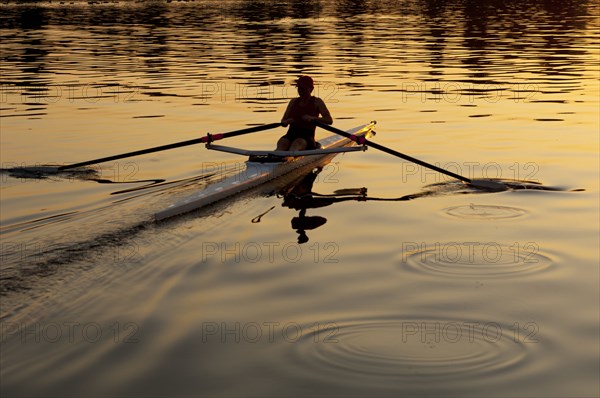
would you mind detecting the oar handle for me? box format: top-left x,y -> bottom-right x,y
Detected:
313,120 -> 472,184
58,122 -> 282,171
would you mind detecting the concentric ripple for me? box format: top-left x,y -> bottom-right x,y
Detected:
399,242 -> 553,278
443,204 -> 528,220
285,316 -> 531,388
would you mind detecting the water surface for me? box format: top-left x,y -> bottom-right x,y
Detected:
1,1 -> 598,397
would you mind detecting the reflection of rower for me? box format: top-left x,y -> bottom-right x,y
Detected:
280,169 -> 326,244
280,168 -> 367,244
290,209 -> 324,244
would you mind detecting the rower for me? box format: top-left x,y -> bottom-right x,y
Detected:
277,75 -> 333,151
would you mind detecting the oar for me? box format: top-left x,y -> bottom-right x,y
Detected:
57,122 -> 282,171
313,121 -> 506,191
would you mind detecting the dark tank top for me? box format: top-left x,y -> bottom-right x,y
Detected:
287,96 -> 320,148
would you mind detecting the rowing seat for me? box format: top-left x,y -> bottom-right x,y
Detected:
247,142 -> 323,163
248,154 -> 287,163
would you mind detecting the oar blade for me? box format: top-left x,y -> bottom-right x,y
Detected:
468,179 -> 509,191
0,165 -> 102,180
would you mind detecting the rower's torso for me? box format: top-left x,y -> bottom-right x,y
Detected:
289,96 -> 319,133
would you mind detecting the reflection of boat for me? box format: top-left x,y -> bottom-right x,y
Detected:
155,122 -> 375,220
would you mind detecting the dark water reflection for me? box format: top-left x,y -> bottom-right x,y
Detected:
1,0 -> 595,117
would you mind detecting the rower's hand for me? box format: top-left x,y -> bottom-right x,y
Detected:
281,118 -> 294,127
302,115 -> 316,122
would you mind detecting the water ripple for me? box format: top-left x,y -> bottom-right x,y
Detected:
443,204 -> 528,220
284,316 -> 531,388
399,242 -> 554,278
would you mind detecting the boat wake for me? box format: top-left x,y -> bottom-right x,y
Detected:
0,167 -> 237,298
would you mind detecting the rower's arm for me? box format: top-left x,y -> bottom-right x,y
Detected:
281,98 -> 295,126
315,97 -> 333,125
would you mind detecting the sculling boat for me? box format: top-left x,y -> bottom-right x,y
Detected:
53,116 -> 507,223
154,122 -> 376,220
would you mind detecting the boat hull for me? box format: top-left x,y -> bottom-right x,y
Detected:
154,122 -> 375,221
